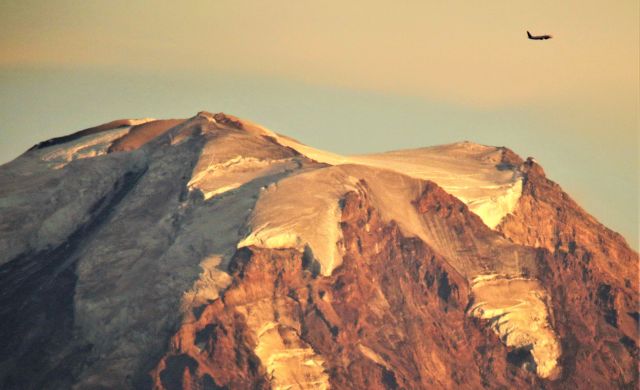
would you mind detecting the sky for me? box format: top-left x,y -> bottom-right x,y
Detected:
0,1 -> 638,248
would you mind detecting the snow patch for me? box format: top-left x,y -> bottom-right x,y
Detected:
32,118 -> 155,169
238,168 -> 361,276
38,127 -> 132,169
239,164 -> 453,277
244,124 -> 523,229
254,322 -> 329,390
469,276 -> 562,379
187,156 -> 298,200
181,255 -> 232,311
463,179 -> 523,228
238,306 -> 329,390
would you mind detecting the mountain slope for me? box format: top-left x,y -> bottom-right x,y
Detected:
0,111 -> 636,389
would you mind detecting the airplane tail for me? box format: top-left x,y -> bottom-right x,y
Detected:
527,31 -> 532,38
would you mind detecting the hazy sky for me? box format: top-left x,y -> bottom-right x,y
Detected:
0,1 -> 638,248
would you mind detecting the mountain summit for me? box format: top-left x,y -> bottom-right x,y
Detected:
0,112 -> 637,389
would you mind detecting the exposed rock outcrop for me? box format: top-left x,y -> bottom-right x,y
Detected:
496,156 -> 639,388
152,186 -> 542,389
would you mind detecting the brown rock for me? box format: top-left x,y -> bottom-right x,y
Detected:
497,154 -> 639,388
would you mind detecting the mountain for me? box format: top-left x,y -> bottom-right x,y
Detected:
0,111 -> 637,389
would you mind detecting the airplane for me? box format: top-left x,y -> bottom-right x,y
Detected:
527,31 -> 553,40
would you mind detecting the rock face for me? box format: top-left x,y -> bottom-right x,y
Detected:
0,111 -> 637,389
496,157 -> 640,388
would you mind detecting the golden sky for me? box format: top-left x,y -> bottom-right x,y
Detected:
1,0 -> 638,107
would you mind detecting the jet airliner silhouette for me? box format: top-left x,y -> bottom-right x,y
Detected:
527,31 -> 553,40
